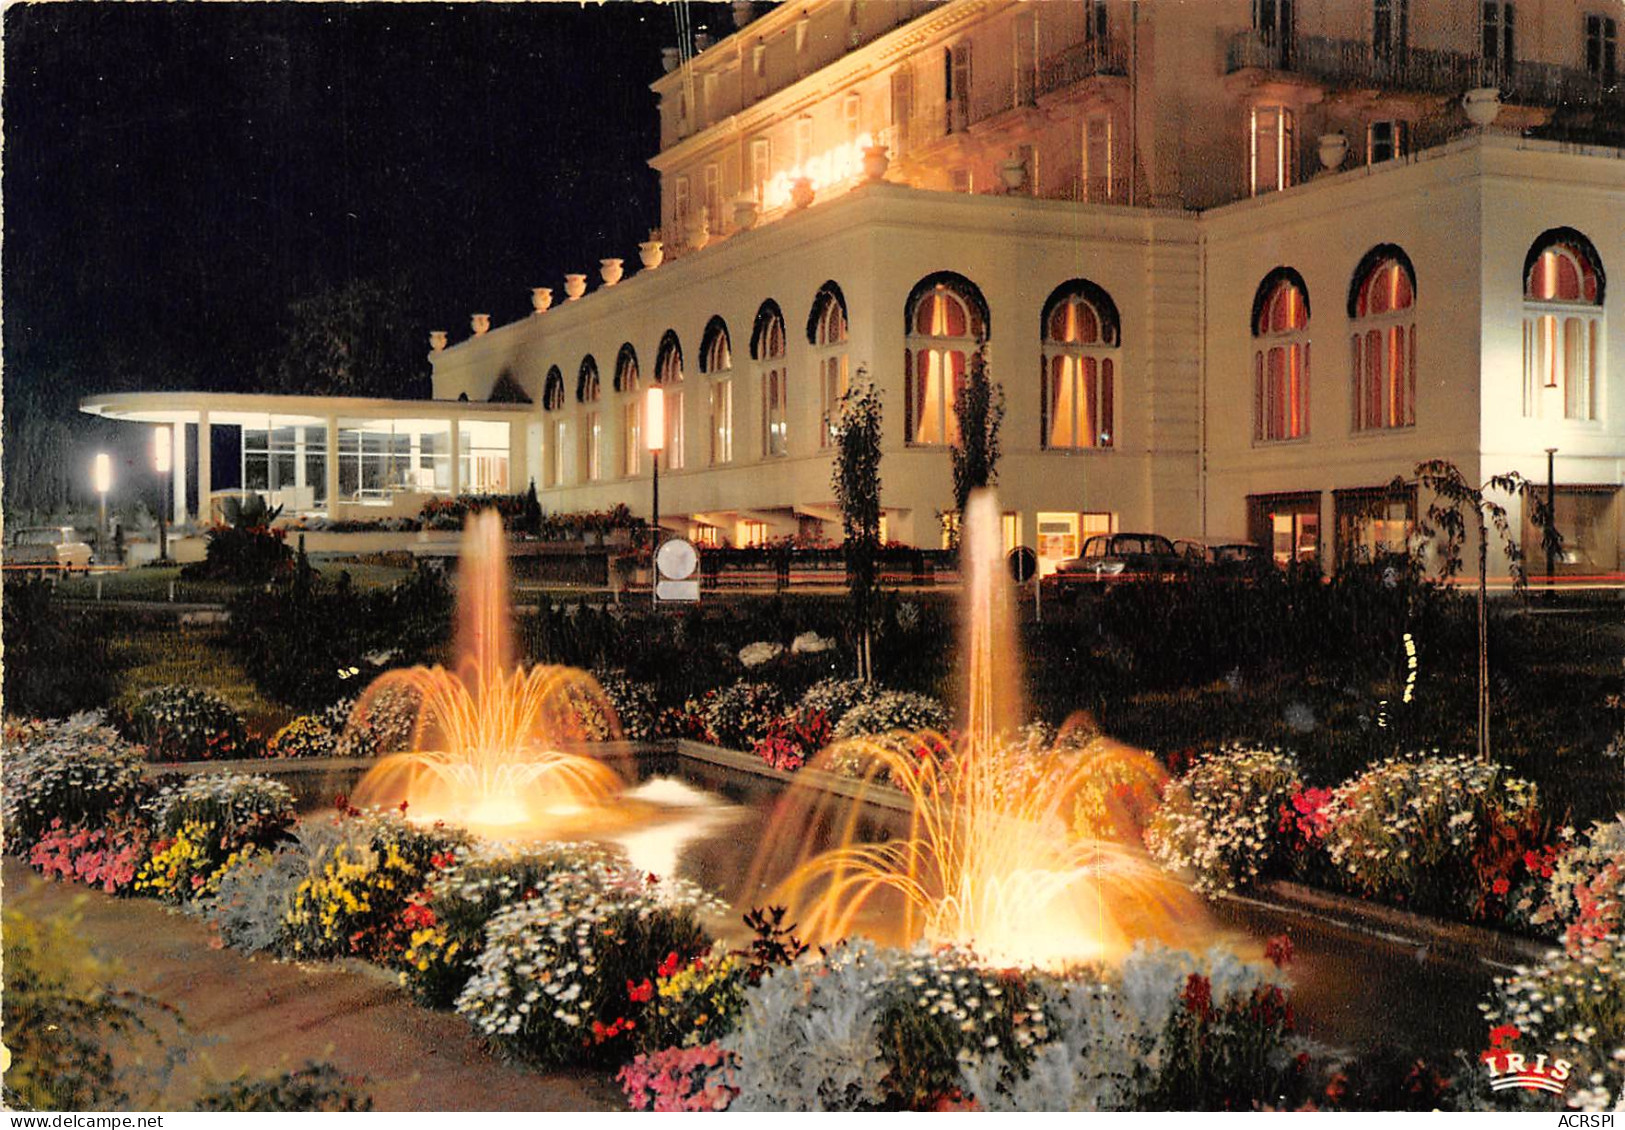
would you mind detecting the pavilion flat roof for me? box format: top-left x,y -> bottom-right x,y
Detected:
79,389 -> 534,426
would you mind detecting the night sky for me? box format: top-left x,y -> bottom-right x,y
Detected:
2,1 -> 727,508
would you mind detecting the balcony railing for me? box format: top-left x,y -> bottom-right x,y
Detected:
1037,38 -> 1128,99
967,39 -> 1127,129
1225,29 -> 1623,110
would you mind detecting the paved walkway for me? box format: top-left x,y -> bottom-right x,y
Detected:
3,857 -> 621,1111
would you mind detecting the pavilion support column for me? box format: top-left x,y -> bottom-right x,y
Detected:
325,417 -> 340,517
449,418 -> 462,496
197,410 -> 212,525
173,422 -> 188,527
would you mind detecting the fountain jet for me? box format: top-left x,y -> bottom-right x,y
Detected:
751,489 -> 1208,967
348,511 -> 623,835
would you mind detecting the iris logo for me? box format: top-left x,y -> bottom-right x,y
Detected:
1481,1025 -> 1572,1097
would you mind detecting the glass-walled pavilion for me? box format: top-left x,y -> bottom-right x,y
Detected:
79,391 -> 530,525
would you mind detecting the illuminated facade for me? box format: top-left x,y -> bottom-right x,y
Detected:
88,0 -> 1625,573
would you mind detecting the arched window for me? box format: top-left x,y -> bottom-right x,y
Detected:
577,355 -> 601,403
1349,247 -> 1416,431
655,330 -> 685,468
1523,228 -> 1604,421
809,282 -> 849,447
614,343 -> 641,393
1251,269 -> 1310,442
615,344 -> 642,477
752,300 -> 789,457
1040,280 -> 1119,450
543,366 -> 566,412
905,272 -> 989,446
577,356 -> 602,481
700,316 -> 733,464
699,316 -> 732,374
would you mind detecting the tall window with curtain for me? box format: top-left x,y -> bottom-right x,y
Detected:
655,330 -> 686,469
752,300 -> 789,457
615,343 -> 641,477
578,356 -> 601,481
905,274 -> 988,447
700,316 -> 733,465
1349,249 -> 1416,431
1252,270 -> 1311,442
810,283 -> 849,448
1040,281 -> 1119,450
1522,229 -> 1604,421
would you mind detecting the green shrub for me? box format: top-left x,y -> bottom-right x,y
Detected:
1144,747 -> 1304,894
2,715 -> 149,848
2,578 -> 120,718
832,690 -> 949,740
704,682 -> 784,750
128,684 -> 254,761
1319,754 -> 1543,920
1,908 -> 186,1111
397,842 -> 609,1008
454,865 -> 718,1067
194,1063 -> 373,1112
266,714 -> 339,758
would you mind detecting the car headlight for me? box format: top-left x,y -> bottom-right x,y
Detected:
1098,561 -> 1126,575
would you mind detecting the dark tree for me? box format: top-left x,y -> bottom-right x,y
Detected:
261,278 -> 429,399
950,338 -> 1005,516
832,373 -> 883,682
1403,459 -> 1558,761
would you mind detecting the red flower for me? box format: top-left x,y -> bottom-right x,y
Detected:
627,978 -> 654,1003
1180,973 -> 1212,1020
657,951 -> 682,979
334,793 -> 349,812
399,800 -> 410,814
1487,1024 -> 1521,1049
1264,934 -> 1295,968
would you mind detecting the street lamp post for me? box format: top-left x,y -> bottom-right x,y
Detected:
1545,446 -> 1558,592
645,387 -> 665,607
154,426 -> 173,564
93,452 -> 112,555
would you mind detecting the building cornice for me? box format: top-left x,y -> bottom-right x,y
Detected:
649,0 -> 1007,174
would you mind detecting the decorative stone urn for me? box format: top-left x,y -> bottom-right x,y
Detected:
862,144 -> 890,182
1463,86 -> 1502,127
1317,131 -> 1348,171
790,176 -> 816,210
661,46 -> 681,73
563,274 -> 588,302
685,215 -> 711,251
600,258 -> 625,287
429,330 -> 448,352
732,0 -> 754,29
470,313 -> 491,336
732,194 -> 760,230
530,287 -> 553,314
997,156 -> 1027,191
639,239 -> 665,270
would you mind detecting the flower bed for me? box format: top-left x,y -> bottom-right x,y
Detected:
126,684 -> 256,761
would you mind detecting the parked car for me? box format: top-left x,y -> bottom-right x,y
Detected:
1042,532 -> 1191,598
5,526 -> 94,572
1206,542 -> 1275,580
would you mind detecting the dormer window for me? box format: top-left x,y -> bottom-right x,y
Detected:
1250,104 -> 1296,195
1367,119 -> 1409,164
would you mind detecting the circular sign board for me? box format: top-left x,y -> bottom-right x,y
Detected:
656,537 -> 699,581
1007,546 -> 1038,583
